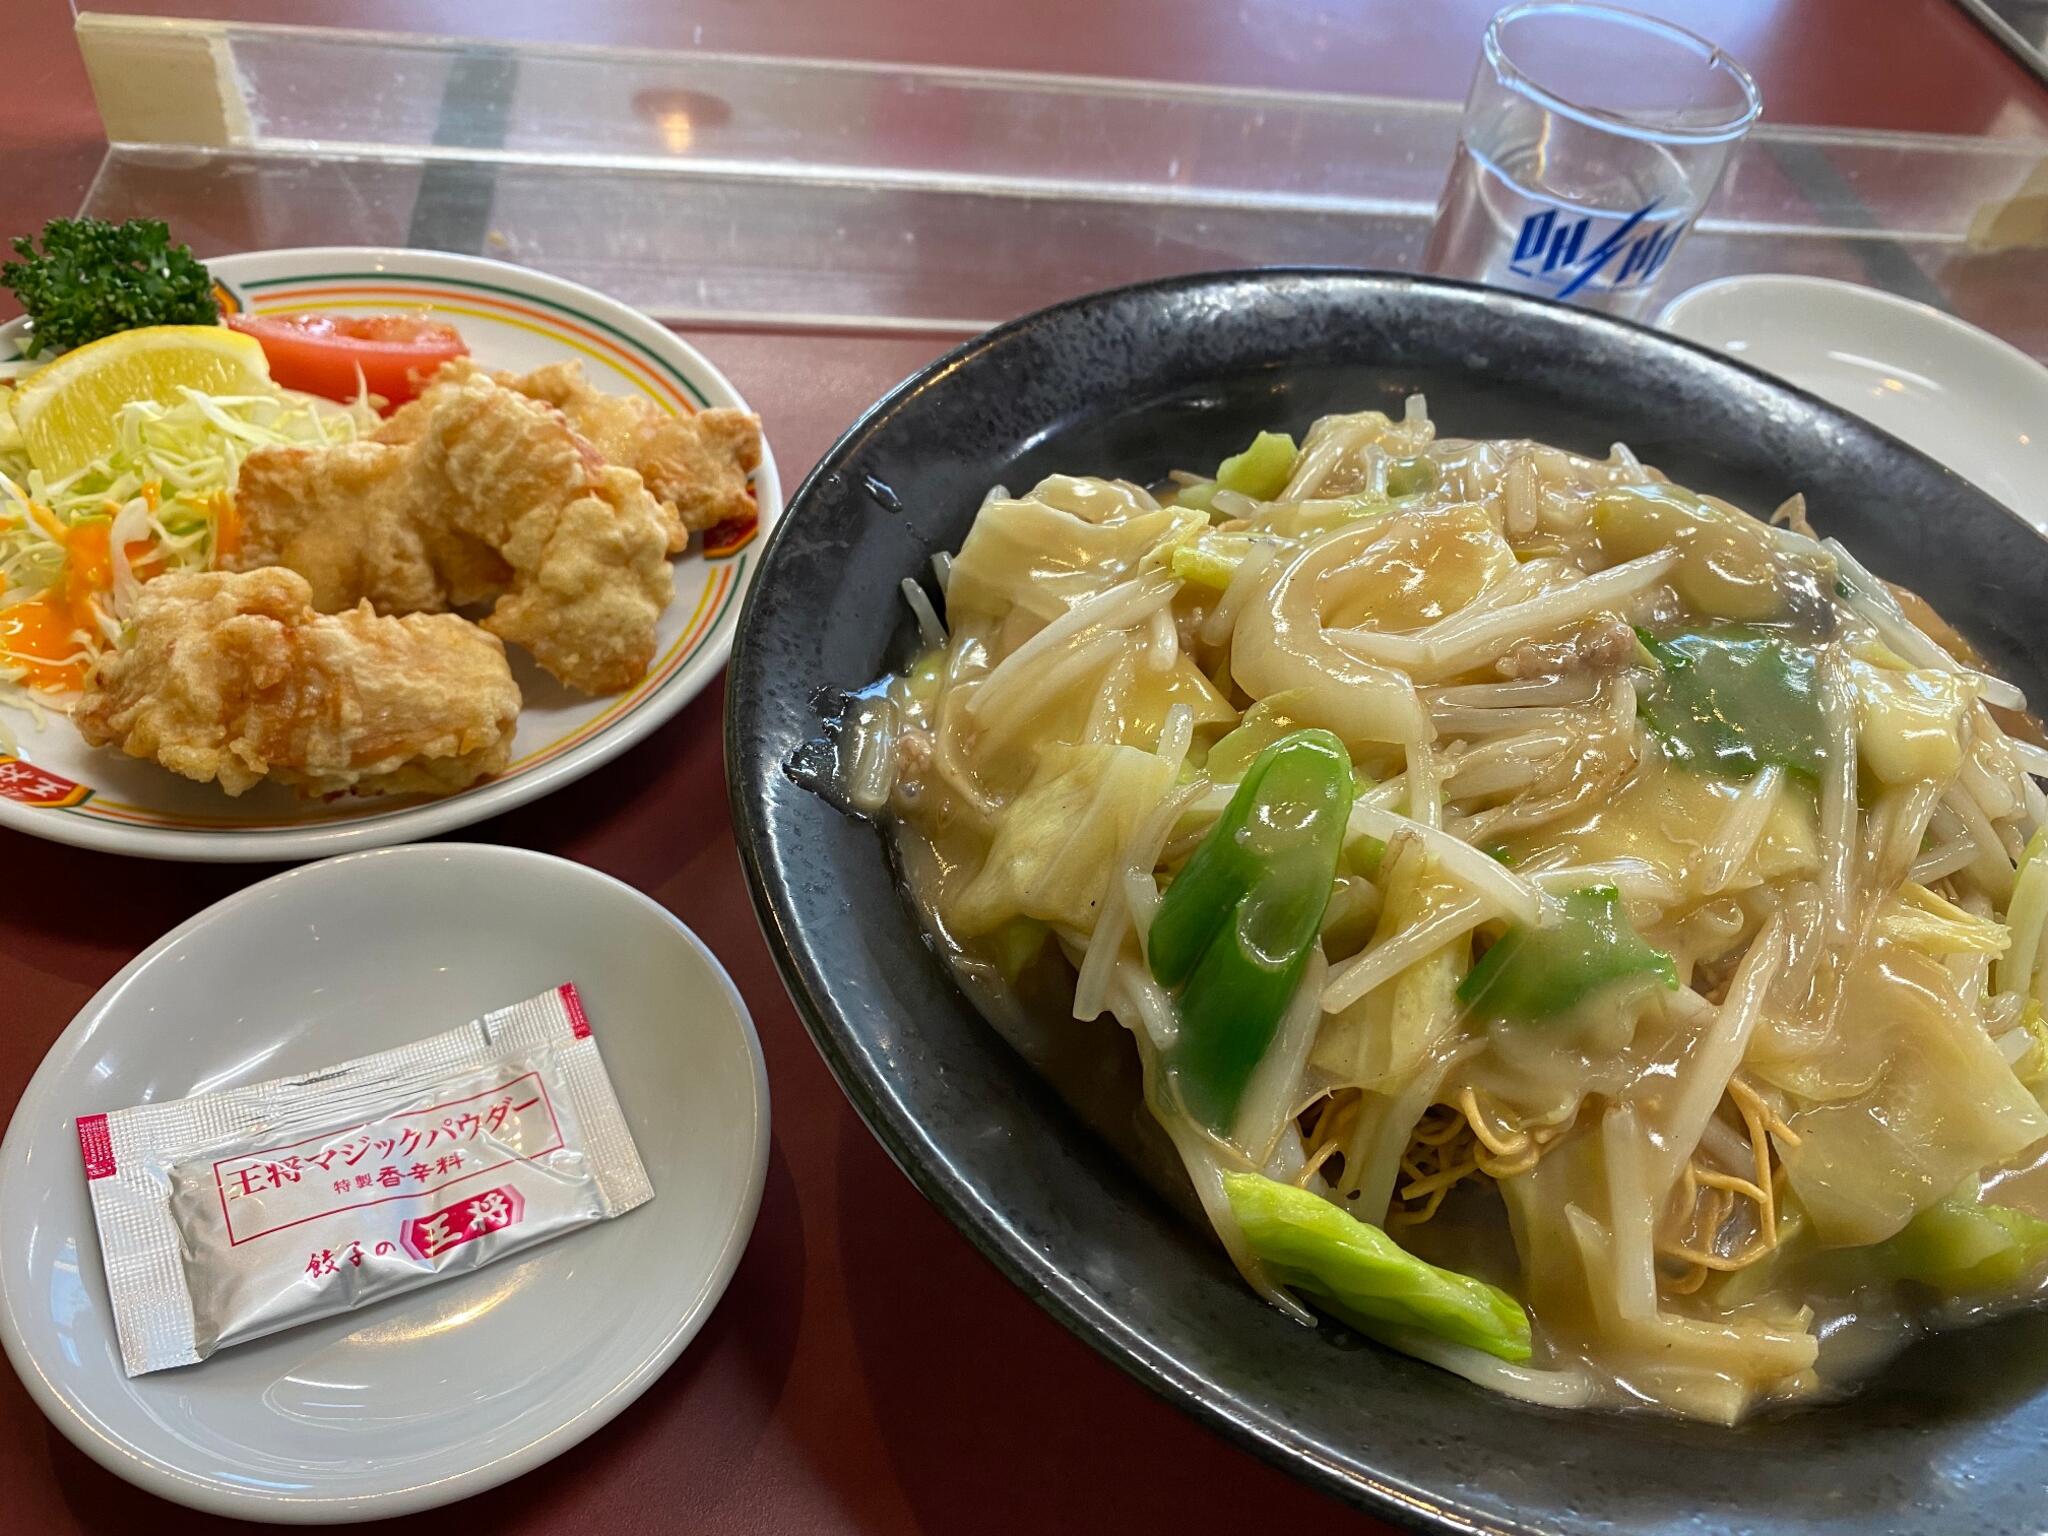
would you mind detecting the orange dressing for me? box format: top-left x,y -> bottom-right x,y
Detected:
68,520 -> 112,592
0,595 -> 91,690
0,518 -> 155,694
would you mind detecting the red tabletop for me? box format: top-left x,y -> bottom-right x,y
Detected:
4,5 -> 2046,1534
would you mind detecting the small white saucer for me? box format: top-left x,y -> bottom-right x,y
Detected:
0,844 -> 769,1522
1658,274 -> 2047,534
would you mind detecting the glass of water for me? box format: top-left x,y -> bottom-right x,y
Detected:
1424,1 -> 1761,319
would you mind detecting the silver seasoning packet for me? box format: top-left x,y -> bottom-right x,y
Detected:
78,983 -> 652,1376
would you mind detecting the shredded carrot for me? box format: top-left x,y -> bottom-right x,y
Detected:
212,492 -> 240,565
25,501 -> 67,544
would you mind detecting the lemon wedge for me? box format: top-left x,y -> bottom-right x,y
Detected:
14,325 -> 271,478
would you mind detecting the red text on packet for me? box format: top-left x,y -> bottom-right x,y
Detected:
305,1239 -> 399,1278
401,1185 -> 526,1261
211,1071 -> 562,1247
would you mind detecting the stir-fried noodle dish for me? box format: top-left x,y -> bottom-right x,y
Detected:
843,399 -> 2048,1421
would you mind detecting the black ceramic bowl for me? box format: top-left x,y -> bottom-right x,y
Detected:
726,270 -> 2048,1535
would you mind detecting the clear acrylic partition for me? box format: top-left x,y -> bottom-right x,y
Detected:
68,12 -> 2048,364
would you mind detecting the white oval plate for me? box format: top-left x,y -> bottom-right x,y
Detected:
0,248 -> 782,861
0,843 -> 769,1522
1657,273 -> 2048,534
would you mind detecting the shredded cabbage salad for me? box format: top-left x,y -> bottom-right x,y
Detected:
0,383 -> 374,748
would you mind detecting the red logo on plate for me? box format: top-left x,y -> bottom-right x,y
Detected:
399,1184 -> 525,1261
0,757 -> 91,808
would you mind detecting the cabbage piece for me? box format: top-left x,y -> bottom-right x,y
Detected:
1024,474 -> 1160,522
1385,455 -> 1438,499
1593,485 -> 1792,623
1998,830 -> 2048,1002
986,917 -> 1050,981
1848,653 -> 1972,784
944,497 -> 1200,626
989,649 -> 1235,762
947,741 -> 1174,938
1512,753 -> 1819,892
1247,495 -> 1388,542
1223,1171 -> 1532,1361
1215,431 -> 1298,500
1314,842 -> 1470,1090
1880,1193 -> 2048,1292
1204,692 -> 1317,786
1776,940 -> 2048,1246
1876,882 -> 2010,958
2014,1002 -> 2048,1107
1169,531 -> 1251,590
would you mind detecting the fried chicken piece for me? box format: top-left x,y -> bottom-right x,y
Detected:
232,441 -> 509,614
73,569 -> 521,798
431,380 -> 677,693
382,360 -> 762,551
233,371 -> 675,694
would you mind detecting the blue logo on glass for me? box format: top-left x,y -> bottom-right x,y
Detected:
1509,202 -> 1684,298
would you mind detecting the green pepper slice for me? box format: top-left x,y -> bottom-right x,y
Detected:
1638,625 -> 1826,780
1150,728 -> 1353,1130
1457,885 -> 1677,1022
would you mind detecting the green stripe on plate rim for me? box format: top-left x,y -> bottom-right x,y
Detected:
238,269 -> 711,407
54,550 -> 750,834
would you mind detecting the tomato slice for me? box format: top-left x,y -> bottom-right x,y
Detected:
225,312 -> 469,408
